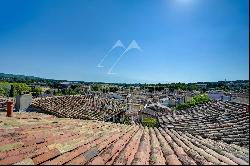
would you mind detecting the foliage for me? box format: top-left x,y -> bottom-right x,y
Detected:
0,82 -> 32,97
70,85 -> 82,94
12,83 -> 31,96
176,94 -> 211,110
91,85 -> 119,93
0,82 -> 11,96
122,115 -> 132,125
1,73 -> 249,95
0,88 -> 5,96
144,83 -> 200,93
53,89 -> 63,96
52,87 -> 80,96
92,85 -> 101,91
10,85 -> 14,97
109,86 -> 119,92
31,87 -> 43,96
142,117 -> 158,127
0,73 -> 67,84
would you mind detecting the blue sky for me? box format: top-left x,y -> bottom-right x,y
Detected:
0,0 -> 249,83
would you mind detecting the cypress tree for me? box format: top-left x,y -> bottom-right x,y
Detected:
9,85 -> 15,97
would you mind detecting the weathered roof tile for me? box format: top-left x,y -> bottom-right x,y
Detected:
32,148 -> 61,164
149,128 -> 166,165
154,128 -> 182,165
0,112 -> 249,165
113,128 -> 143,165
131,127 -> 151,165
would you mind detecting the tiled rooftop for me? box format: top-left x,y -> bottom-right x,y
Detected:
0,98 -> 8,112
31,96 -> 126,121
158,101 -> 249,148
0,112 -> 249,165
0,98 -> 15,112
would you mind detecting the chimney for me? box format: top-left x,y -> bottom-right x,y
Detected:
6,101 -> 14,117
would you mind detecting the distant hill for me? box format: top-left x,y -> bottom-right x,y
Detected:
0,72 -> 248,86
0,73 -> 66,83
0,73 -> 43,80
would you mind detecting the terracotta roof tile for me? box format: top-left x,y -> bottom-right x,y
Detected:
13,158 -> 35,165
131,127 -> 151,165
0,112 -> 249,165
158,128 -> 197,165
0,153 -> 26,165
149,128 -> 166,165
32,149 -> 61,164
176,130 -> 237,165
113,128 -> 143,165
88,126 -> 139,165
159,101 -> 249,148
154,128 -> 182,165
31,96 -> 126,121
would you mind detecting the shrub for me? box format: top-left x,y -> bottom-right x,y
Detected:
175,94 -> 211,110
122,115 -> 132,125
142,117 -> 158,127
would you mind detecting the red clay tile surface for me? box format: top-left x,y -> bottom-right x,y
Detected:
0,112 -> 249,165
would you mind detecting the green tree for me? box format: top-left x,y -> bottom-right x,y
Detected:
12,83 -> 31,96
0,82 -> 11,96
0,88 -> 5,96
31,87 -> 43,96
142,117 -> 158,127
122,115 -> 132,125
10,85 -> 14,97
109,86 -> 119,93
176,94 -> 210,110
92,85 -> 101,91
